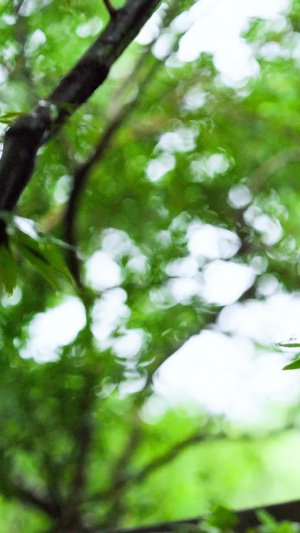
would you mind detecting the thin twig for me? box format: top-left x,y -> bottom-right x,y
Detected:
63,0 -> 189,281
103,0 -> 118,18
13,0 -> 38,101
89,429 -> 226,503
67,373 -> 96,516
101,423 -> 142,528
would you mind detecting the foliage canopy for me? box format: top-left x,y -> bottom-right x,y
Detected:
1,0 -> 300,531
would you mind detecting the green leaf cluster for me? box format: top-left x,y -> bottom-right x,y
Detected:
0,214 -> 73,294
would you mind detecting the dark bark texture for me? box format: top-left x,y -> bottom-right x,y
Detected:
0,0 -> 161,219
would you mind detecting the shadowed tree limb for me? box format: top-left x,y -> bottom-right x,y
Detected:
10,475 -> 62,518
48,499 -> 300,532
0,0 -> 161,229
103,0 -> 119,18
100,423 -> 143,528
86,499 -> 300,533
89,424 -> 295,505
63,369 -> 98,530
13,0 -> 38,101
9,458 -> 300,533
63,107 -> 131,283
89,428 -> 226,504
63,0 -> 186,282
84,426 -> 300,532
63,56 -> 160,282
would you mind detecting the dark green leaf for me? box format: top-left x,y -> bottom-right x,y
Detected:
0,245 -> 18,296
12,231 -> 74,288
283,358 -> 300,371
0,111 -> 25,124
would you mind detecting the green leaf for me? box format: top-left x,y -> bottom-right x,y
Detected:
17,242 -> 59,289
0,212 -> 75,288
276,342 -> 300,348
0,212 -> 75,251
207,505 -> 237,530
12,231 -> 74,289
0,245 -> 18,296
283,358 -> 300,370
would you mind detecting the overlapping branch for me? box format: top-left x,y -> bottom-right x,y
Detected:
0,0 -> 161,221
10,474 -> 62,518
63,0 -> 186,281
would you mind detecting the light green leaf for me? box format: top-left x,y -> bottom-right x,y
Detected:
0,245 -> 18,296
276,341 -> 300,348
257,510 -> 277,527
207,505 -> 237,530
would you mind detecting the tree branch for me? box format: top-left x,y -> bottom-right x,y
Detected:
90,429 -> 226,504
13,0 -> 38,100
10,475 -> 62,518
0,0 -> 161,220
65,372 -> 96,528
63,56 -> 160,281
103,0 -> 119,18
63,0 -> 185,281
63,107 -> 130,282
90,421 -> 289,505
99,499 -> 300,533
100,423 -> 142,528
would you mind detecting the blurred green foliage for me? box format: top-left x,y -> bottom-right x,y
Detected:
1,0 -> 300,531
